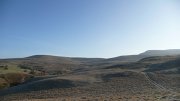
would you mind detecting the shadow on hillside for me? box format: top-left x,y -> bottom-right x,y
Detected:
102,71 -> 135,82
0,79 -> 76,96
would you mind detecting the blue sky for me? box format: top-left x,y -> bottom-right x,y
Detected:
0,0 -> 180,58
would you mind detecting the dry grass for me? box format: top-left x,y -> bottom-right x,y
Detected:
0,72 -> 170,101
0,55 -> 180,101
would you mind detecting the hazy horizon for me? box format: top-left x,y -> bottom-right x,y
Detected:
1,0 -> 180,58
1,49 -> 180,59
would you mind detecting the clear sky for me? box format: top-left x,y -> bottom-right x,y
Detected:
0,0 -> 180,58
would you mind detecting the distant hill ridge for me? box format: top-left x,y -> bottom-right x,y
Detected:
0,49 -> 180,72
139,49 -> 180,56
103,49 -> 180,63
0,49 -> 180,64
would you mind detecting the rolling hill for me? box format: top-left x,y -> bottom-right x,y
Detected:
0,49 -> 180,101
0,49 -> 180,74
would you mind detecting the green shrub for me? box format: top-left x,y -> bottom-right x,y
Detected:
0,73 -> 31,87
0,78 -> 9,89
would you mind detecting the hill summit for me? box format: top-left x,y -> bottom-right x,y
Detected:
139,49 -> 180,56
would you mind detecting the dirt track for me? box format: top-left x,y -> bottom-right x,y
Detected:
143,72 -> 179,101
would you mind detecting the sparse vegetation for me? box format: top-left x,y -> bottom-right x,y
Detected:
0,52 -> 179,101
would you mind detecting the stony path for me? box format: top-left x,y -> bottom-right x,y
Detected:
143,72 -> 179,101
143,73 -> 166,90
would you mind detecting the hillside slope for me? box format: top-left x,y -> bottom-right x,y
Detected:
0,51 -> 180,101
